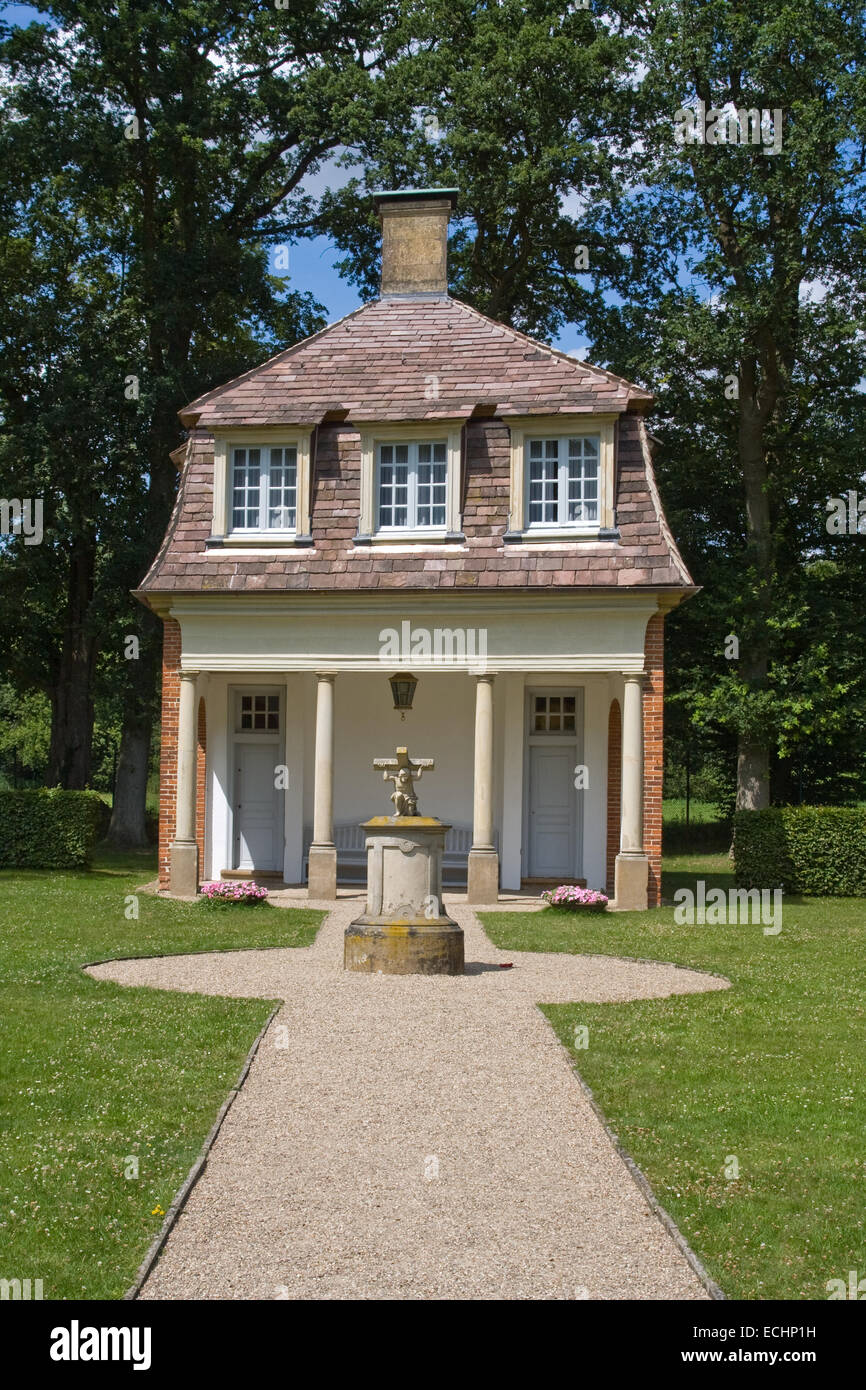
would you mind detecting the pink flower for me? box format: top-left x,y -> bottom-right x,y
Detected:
200,881 -> 269,905
540,885 -> 608,911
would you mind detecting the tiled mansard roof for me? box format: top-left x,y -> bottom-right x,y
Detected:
139,295 -> 694,597
178,295 -> 651,427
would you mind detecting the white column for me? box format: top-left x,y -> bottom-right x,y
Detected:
620,674 -> 644,854
312,673 -> 335,845
613,671 -> 648,911
472,674 -> 495,849
176,672 -> 197,841
467,675 -> 499,902
170,671 -> 199,896
308,672 -> 337,898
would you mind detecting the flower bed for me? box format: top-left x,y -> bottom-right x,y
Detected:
200,881 -> 269,906
540,885 -> 608,912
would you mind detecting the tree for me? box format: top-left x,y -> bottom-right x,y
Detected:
315,0 -> 636,335
582,0 -> 866,808
320,0 -> 866,810
0,0 -> 416,839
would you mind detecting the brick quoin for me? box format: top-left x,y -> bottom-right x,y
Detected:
606,699 -> 622,896
158,618 -> 181,890
196,697 -> 206,885
643,612 -> 665,908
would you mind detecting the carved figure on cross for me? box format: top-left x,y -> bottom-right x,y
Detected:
373,746 -> 434,818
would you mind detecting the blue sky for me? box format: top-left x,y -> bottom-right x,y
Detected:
4,4 -> 588,354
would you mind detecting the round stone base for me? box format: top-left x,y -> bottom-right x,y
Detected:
344,919 -> 464,976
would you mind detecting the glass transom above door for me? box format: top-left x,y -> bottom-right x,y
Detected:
533,694 -> 576,734
237,693 -> 280,732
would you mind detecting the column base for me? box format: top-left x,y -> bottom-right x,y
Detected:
613,853 -> 649,911
169,839 -> 199,898
466,848 -> 500,904
307,844 -> 337,900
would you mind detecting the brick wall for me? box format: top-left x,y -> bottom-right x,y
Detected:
158,619 -> 181,890
196,697 -> 206,883
606,698 -> 622,896
643,612 -> 664,908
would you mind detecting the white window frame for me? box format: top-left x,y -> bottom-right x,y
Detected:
375,439 -> 450,532
507,415 -> 616,537
358,422 -> 462,541
211,428 -> 313,545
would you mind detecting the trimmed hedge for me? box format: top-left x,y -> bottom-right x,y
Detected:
734,806 -> 866,896
0,789 -> 106,869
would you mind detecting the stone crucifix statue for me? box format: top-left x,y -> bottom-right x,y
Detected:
373,746 -> 434,818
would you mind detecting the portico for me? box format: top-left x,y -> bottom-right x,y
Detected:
161,592 -> 658,908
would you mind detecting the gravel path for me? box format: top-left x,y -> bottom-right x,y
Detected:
87,899 -> 729,1300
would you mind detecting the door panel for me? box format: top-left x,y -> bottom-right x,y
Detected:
235,743 -> 280,871
529,745 -> 575,877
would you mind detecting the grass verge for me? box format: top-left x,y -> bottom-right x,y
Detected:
480,854 -> 866,1300
0,850 -> 322,1299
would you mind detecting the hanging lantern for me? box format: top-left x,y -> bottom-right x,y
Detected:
389,672 -> 418,717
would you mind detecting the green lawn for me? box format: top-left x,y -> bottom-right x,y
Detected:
663,797 -> 719,823
0,850 -> 322,1299
481,854 -> 866,1300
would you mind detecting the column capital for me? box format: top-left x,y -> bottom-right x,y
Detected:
474,673 -> 495,684
314,670 -> 337,683
179,669 -> 198,683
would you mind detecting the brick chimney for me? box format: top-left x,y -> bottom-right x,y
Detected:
374,188 -> 458,296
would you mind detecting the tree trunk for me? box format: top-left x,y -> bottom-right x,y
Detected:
735,742 -> 770,811
106,711 -> 152,846
47,538 -> 97,788
737,359 -> 774,809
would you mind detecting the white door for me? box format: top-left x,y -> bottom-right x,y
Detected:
528,745 -> 576,877
234,743 -> 281,871
525,689 -> 583,879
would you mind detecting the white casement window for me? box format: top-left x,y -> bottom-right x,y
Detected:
526,435 -> 599,527
357,424 -> 462,539
211,431 -> 312,545
377,440 -> 448,530
231,445 -> 297,532
507,416 -> 615,536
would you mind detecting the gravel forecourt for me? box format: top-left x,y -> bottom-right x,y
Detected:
87,897 -> 729,1301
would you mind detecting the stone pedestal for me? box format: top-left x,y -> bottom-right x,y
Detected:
169,839 -> 199,898
345,817 -> 464,975
307,844 -> 337,900
613,852 -> 649,911
467,848 -> 499,904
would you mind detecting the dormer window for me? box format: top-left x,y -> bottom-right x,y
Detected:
377,441 -> 448,530
232,445 -> 297,532
209,429 -> 313,546
357,423 -> 463,541
507,415 -> 616,539
527,436 -> 599,528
